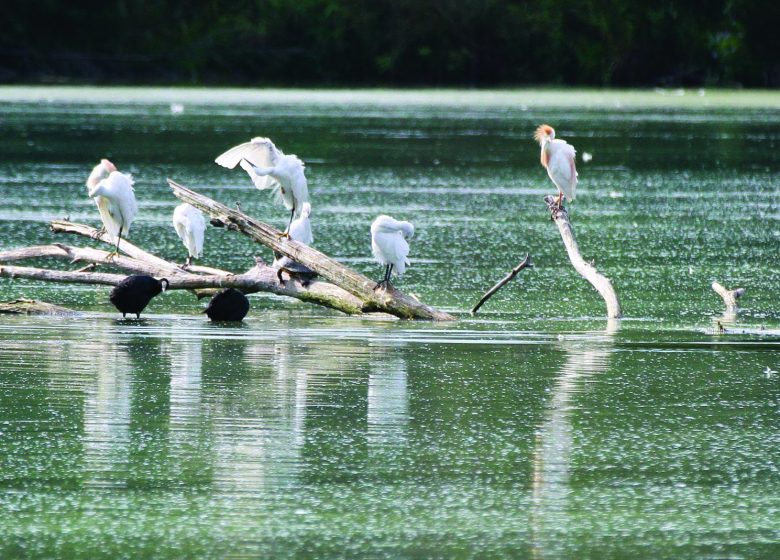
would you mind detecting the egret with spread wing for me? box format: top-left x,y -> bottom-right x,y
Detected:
215,137 -> 309,236
534,124 -> 578,207
371,215 -> 414,290
87,165 -> 138,257
172,203 -> 206,267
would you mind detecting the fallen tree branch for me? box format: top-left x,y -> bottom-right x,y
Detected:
50,220 -> 179,271
712,281 -> 744,309
544,196 -> 622,319
0,298 -> 74,315
470,254 -> 532,315
0,263 -> 365,314
0,244 -> 177,278
2,185 -> 454,319
169,179 -> 455,321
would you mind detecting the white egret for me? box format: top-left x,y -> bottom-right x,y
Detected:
287,202 -> 313,246
87,167 -> 138,256
172,203 -> 206,267
534,124 -> 578,207
371,215 -> 414,290
273,202 -> 314,282
214,137 -> 309,236
86,158 -> 117,235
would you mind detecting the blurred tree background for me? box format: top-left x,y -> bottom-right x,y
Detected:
1,0 -> 778,87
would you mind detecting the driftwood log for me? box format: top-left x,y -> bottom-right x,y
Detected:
168,179 -> 454,320
0,298 -> 74,315
470,255 -> 532,315
545,196 -> 622,319
0,186 -> 454,321
0,233 -> 366,315
712,281 -> 744,309
712,281 -> 744,332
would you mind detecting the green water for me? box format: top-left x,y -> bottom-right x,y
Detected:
1,87 -> 780,559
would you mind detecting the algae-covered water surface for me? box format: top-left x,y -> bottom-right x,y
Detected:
1,87 -> 779,559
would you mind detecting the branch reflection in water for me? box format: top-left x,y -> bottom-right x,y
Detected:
531,319 -> 620,558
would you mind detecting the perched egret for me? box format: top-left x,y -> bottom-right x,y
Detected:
534,124 -> 578,207
86,158 -> 118,235
370,215 -> 414,290
273,202 -> 315,283
214,137 -> 309,236
87,166 -> 138,256
109,275 -> 168,319
172,203 -> 206,267
203,288 -> 250,322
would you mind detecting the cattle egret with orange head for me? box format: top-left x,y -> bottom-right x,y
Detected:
534,124 -> 578,207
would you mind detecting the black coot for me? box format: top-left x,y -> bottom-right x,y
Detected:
203,288 -> 250,321
109,275 -> 169,318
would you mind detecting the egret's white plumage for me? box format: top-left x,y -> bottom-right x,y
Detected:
86,158 -> 118,231
172,203 -> 206,265
287,202 -> 313,246
87,170 -> 138,251
215,137 -> 309,232
534,124 -> 578,203
371,215 -> 414,288
272,202 -> 313,272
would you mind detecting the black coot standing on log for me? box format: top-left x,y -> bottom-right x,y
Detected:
204,288 -> 250,322
109,275 -> 169,318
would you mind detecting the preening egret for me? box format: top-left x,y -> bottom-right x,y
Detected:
371,215 -> 414,290
534,124 -> 578,207
172,203 -> 206,267
87,167 -> 138,256
109,275 -> 168,319
273,202 -> 315,283
203,288 -> 250,322
86,158 -> 117,235
287,201 -> 313,246
214,137 -> 309,236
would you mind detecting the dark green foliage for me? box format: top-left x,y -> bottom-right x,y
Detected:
0,0 -> 777,86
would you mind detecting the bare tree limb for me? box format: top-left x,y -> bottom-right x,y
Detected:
168,178 -> 455,321
0,298 -> 74,315
2,184 -> 455,320
545,196 -> 622,319
712,281 -> 744,308
0,263 -> 366,315
471,255 -> 531,315
0,244 -> 176,277
50,220 -> 178,271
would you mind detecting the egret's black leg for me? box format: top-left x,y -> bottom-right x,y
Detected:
107,230 -> 122,260
385,264 -> 394,288
287,207 -> 295,233
278,208 -> 295,240
374,264 -> 390,290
